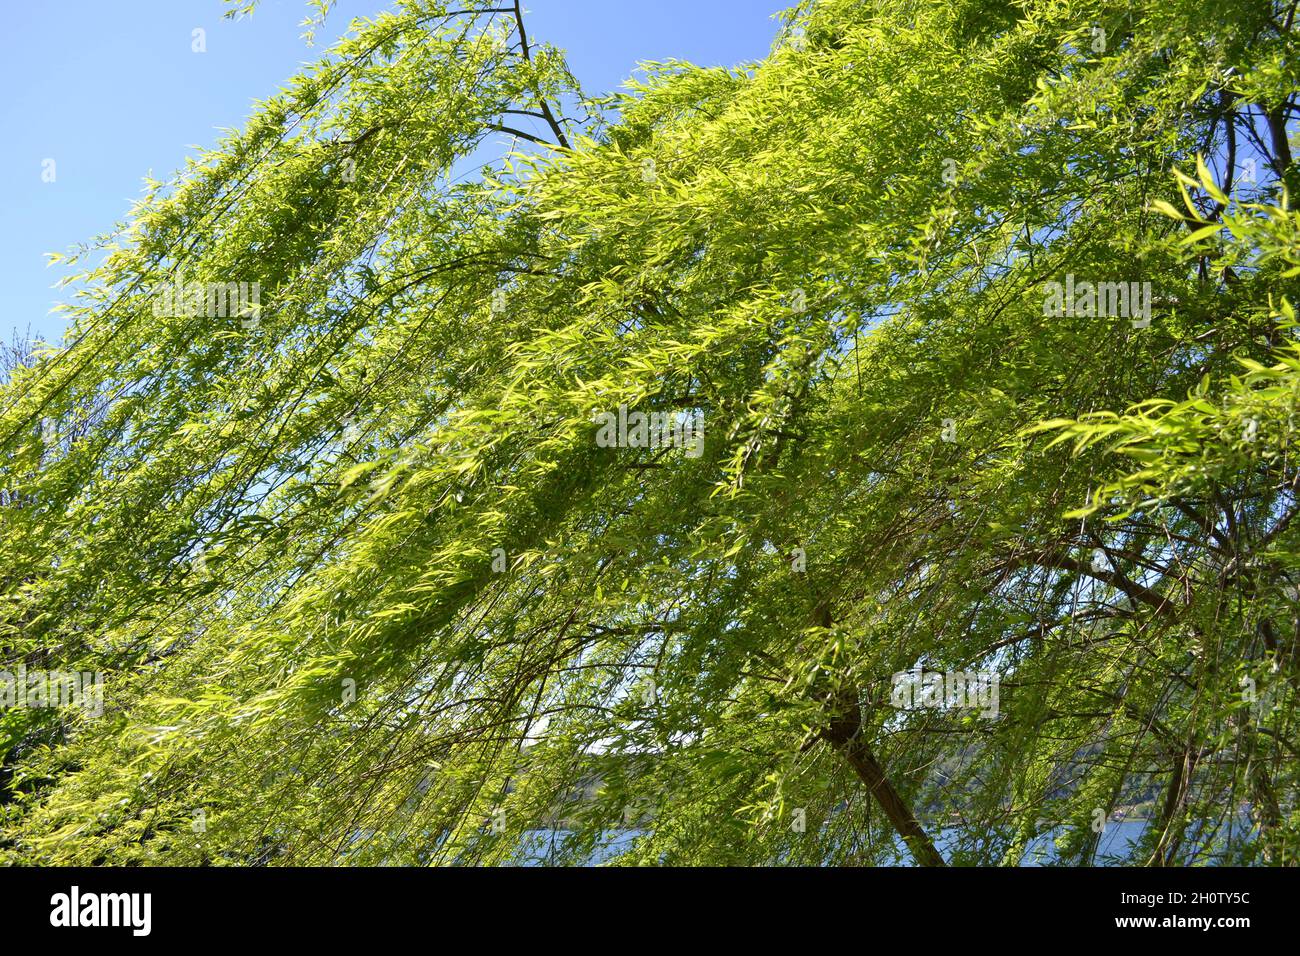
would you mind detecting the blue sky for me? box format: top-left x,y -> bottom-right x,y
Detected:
0,1 -> 787,344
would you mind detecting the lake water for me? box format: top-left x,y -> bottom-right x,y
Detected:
516,818 -> 1255,866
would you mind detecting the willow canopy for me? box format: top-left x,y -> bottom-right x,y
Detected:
2,0 -> 1299,866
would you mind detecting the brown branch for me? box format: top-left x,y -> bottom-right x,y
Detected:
1148,746 -> 1197,866
1265,97 -> 1296,192
808,600 -> 946,866
485,122 -> 555,147
510,0 -> 571,149
820,692 -> 947,867
1004,552 -> 1177,617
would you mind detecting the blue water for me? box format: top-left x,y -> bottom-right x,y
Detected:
515,818 -> 1255,866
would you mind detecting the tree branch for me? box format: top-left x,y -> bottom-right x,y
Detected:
510,0 -> 571,149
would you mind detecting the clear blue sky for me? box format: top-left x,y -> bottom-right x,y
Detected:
0,1 -> 786,344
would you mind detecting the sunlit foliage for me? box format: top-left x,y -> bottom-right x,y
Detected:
2,0 -> 1299,865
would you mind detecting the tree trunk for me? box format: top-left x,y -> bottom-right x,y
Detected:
819,687 -> 946,867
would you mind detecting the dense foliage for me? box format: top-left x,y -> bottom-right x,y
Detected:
2,0 -> 1299,865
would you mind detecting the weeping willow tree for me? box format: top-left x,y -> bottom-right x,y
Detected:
1,0 -> 1299,866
